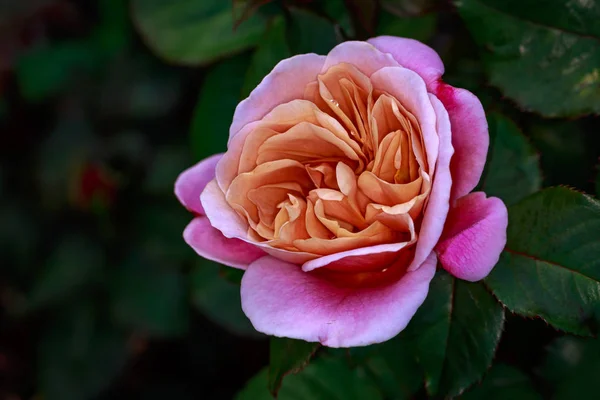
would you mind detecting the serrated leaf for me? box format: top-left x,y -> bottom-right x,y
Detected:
236,358 -> 382,400
406,270 -> 504,397
268,337 -> 320,396
287,7 -> 339,55
460,364 -> 541,400
191,261 -> 259,337
457,0 -> 600,117
190,54 -> 248,160
540,336 -> 600,400
242,16 -> 291,98
132,0 -> 266,65
486,187 -> 600,335
479,113 -> 541,206
38,301 -> 128,400
110,253 -> 188,337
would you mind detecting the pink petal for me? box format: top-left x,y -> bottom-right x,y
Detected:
241,252 -> 438,348
201,179 -> 250,239
229,54 -> 326,140
184,217 -> 265,270
436,192 -> 508,281
432,82 -> 489,201
367,36 -> 444,87
408,94 -> 454,271
302,242 -> 408,272
321,41 -> 400,77
174,154 -> 223,215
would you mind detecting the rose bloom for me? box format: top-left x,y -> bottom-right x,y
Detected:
175,37 -> 508,347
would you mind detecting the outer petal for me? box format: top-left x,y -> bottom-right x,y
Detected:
229,54 -> 326,140
321,41 -> 400,77
174,154 -> 223,215
409,94 -> 453,271
436,192 -> 508,281
241,252 -> 438,348
432,82 -> 489,200
184,217 -> 265,270
367,36 -> 444,87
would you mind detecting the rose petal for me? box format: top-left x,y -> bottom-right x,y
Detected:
370,66 -> 439,178
201,179 -> 319,264
174,154 -> 223,215
367,36 -> 445,87
408,94 -> 454,271
436,192 -> 508,281
241,252 -> 437,347
433,82 -> 488,200
201,179 -> 249,239
184,217 -> 265,270
321,41 -> 400,77
229,54 -> 326,140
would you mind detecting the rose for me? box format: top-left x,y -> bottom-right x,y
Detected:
175,37 -> 508,348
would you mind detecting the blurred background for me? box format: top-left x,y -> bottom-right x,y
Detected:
1,0 -> 599,399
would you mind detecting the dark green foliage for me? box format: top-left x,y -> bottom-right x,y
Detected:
486,188 -> 600,335
457,0 -> 600,117
1,0 -> 600,399
268,337 -> 320,395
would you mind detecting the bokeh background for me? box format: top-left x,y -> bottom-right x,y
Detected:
1,0 -> 599,399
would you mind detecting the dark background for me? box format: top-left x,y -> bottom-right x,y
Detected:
1,0 -> 599,399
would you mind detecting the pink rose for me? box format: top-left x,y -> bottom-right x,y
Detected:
175,37 -> 508,347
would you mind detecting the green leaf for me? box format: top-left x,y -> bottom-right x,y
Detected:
132,0 -> 266,65
190,54 -> 249,160
528,119 -> 594,191
38,301 -> 128,400
92,0 -> 132,55
191,261 -> 259,337
460,364 -> 541,400
268,337 -> 320,396
540,336 -> 600,399
457,0 -> 600,117
479,113 -> 541,206
24,236 -> 103,312
486,187 -> 600,335
242,16 -> 291,98
362,337 -> 423,399
236,358 -> 382,400
376,9 -> 437,42
287,7 -> 339,55
407,270 -> 505,397
16,41 -> 100,101
110,253 -> 189,337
